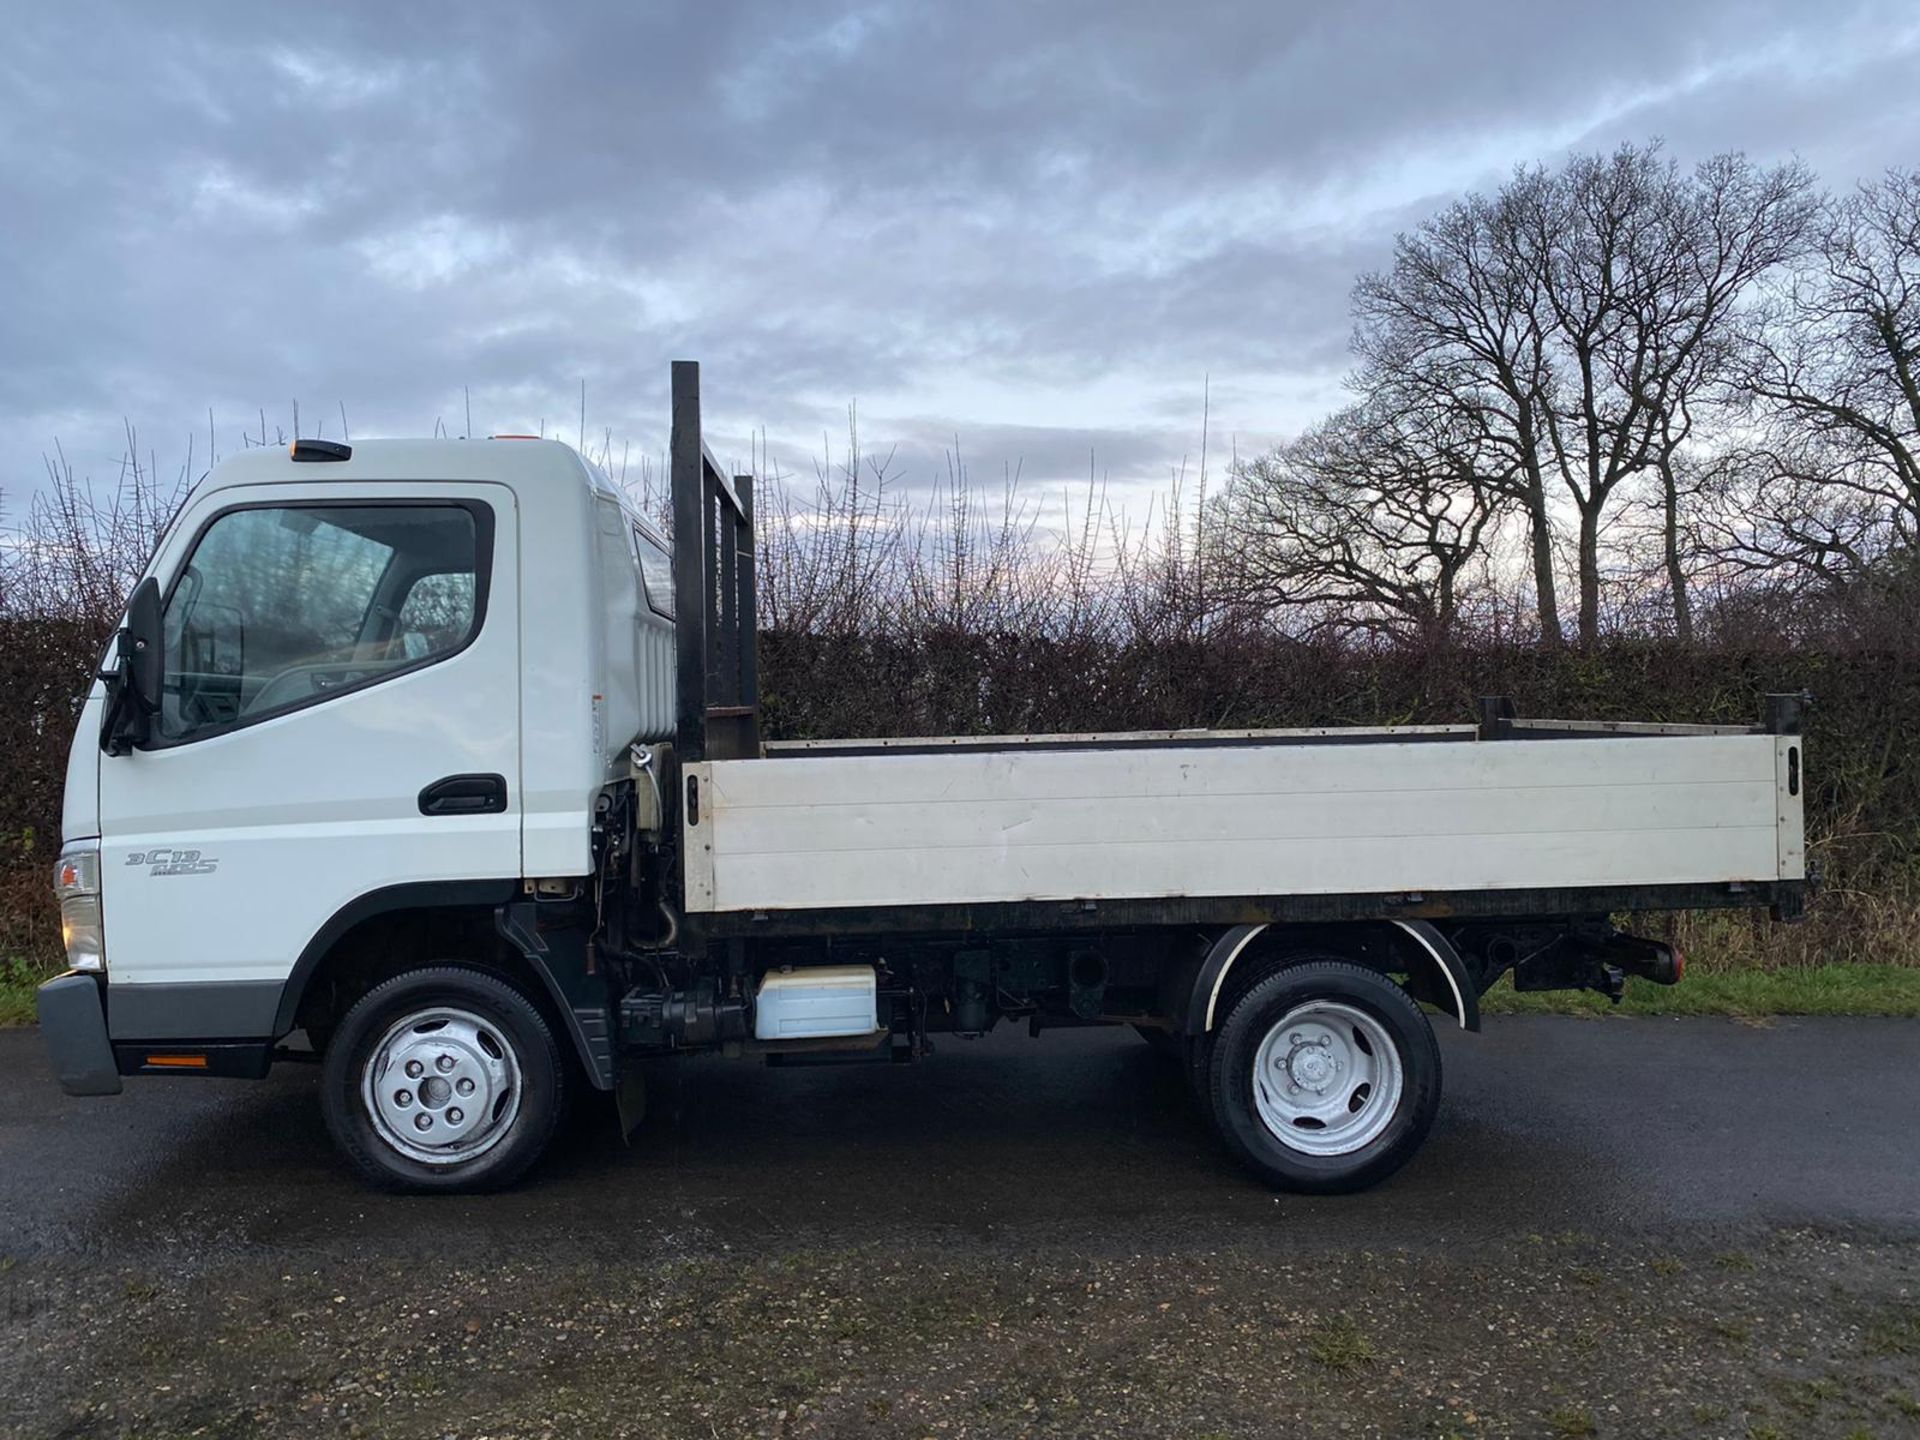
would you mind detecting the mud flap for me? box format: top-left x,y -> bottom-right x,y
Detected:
615,1067 -> 647,1143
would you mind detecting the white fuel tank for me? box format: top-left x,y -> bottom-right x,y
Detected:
753,965 -> 880,1041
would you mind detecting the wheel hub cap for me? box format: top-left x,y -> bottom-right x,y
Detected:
1251,1001 -> 1404,1157
362,1007 -> 522,1166
1285,1036 -> 1337,1091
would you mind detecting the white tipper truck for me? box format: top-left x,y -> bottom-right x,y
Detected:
39,363 -> 1810,1194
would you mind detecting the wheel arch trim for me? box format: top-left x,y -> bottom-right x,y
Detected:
1389,919 -> 1479,1032
1193,924 -> 1266,1034
1187,920 -> 1478,1035
271,880 -> 522,1039
274,882 -> 615,1092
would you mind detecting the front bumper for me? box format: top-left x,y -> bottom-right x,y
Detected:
37,972 -> 123,1096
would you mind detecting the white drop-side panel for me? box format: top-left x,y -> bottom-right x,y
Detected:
684,734 -> 1792,914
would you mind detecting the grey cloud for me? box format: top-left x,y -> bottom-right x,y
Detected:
3,0 -> 1918,516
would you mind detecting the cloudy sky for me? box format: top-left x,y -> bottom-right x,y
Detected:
4,0 -> 1918,527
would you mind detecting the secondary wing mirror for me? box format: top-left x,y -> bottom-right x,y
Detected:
100,576 -> 163,755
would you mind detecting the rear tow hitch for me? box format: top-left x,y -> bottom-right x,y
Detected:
1604,933 -> 1685,986
1593,933 -> 1686,1002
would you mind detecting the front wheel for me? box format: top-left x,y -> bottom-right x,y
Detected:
1205,959 -> 1441,1194
320,966 -> 566,1193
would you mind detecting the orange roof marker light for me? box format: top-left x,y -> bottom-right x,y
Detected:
289,439 -> 352,462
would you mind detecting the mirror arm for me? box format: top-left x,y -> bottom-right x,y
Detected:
99,629 -> 129,755
99,649 -> 146,757
97,626 -> 128,687
99,576 -> 165,755
100,654 -> 158,755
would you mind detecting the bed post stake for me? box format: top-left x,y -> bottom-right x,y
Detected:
1477,695 -> 1516,741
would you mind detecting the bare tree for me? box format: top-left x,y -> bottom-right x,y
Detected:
1526,145 -> 1814,643
2,426 -> 186,625
1691,444 -> 1885,599
902,446 -> 1056,638
1222,393 -> 1501,645
1739,169 -> 1920,574
753,406 -> 907,637
1353,176 -> 1566,642
1355,145 -> 1814,646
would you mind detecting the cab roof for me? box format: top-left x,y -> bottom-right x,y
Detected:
199,437 -> 626,500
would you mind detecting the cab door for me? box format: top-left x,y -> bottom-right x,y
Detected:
96,482 -> 520,1039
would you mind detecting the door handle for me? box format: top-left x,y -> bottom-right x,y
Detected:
418,773 -> 509,816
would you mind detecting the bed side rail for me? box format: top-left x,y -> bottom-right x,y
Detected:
1476,692 -> 1809,741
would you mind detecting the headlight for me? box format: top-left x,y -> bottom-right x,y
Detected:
54,843 -> 105,973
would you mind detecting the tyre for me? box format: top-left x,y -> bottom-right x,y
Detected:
1205,959 -> 1441,1194
320,966 -> 566,1193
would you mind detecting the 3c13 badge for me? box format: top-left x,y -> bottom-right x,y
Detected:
125,848 -> 218,877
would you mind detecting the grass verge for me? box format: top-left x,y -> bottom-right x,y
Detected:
0,961 -> 41,1027
1480,963 -> 1920,1017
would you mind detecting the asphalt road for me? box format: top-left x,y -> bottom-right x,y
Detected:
4,1014 -> 1917,1265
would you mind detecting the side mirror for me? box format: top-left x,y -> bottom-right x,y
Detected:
100,576 -> 164,755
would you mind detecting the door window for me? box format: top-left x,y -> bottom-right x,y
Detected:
159,503 -> 485,742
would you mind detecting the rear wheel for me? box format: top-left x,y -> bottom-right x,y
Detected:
1205,959 -> 1440,1194
320,966 -> 565,1193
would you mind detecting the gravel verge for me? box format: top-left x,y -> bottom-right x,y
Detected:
3,1229 -> 1917,1439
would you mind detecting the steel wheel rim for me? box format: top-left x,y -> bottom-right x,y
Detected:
1251,1000 -> 1403,1156
362,1006 -> 523,1166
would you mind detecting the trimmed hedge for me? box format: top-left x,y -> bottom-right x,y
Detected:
6,615 -> 1914,972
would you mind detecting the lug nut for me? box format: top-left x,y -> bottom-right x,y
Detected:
447,1107 -> 464,1124
437,1055 -> 455,1073
395,1089 -> 412,1106
456,1078 -> 475,1095
414,1113 -> 432,1131
406,1060 -> 424,1078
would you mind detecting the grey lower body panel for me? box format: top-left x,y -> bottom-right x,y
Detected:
37,972 -> 123,1096
106,979 -> 284,1040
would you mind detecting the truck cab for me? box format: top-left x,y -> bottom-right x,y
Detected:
46,437 -> 668,1090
